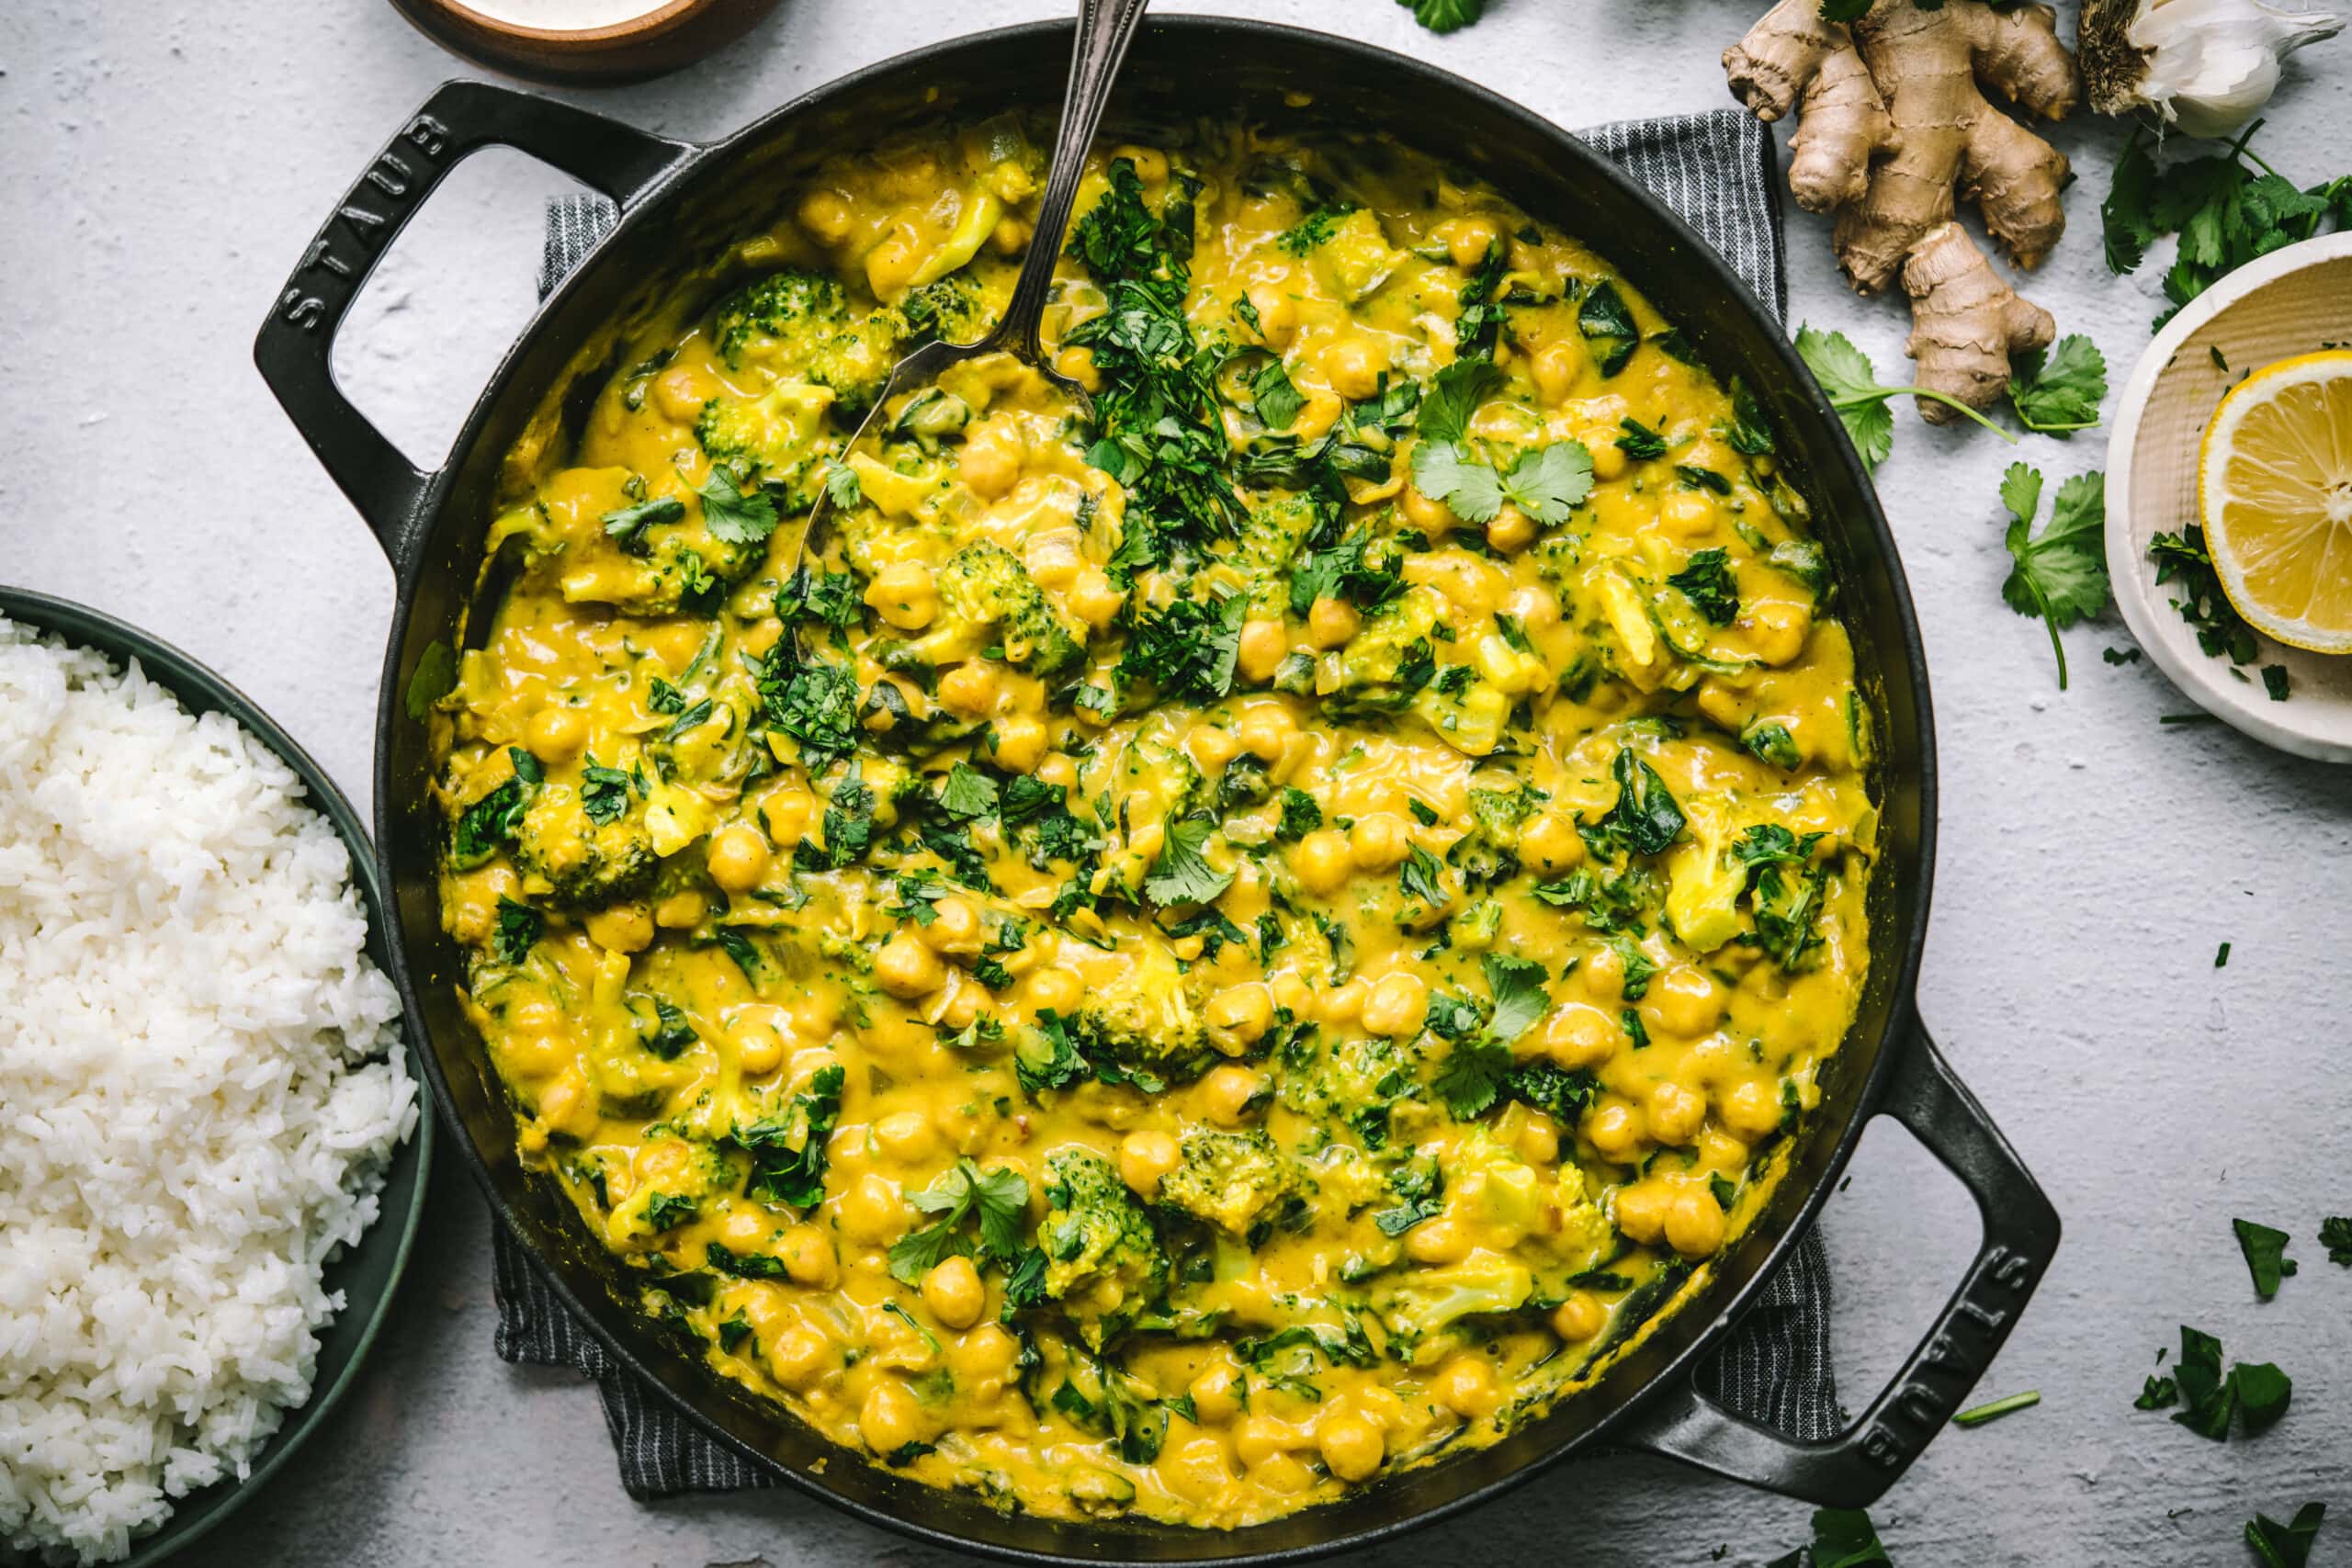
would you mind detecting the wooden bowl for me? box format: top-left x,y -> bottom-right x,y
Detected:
2106,231 -> 2352,763
387,0 -> 782,85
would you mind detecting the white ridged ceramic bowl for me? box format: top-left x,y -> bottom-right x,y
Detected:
2107,231 -> 2352,763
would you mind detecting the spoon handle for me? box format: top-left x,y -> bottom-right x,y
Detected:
994,0 -> 1155,360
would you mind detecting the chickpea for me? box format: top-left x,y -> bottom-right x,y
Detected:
1667,1188 -> 1729,1258
838,1174 -> 903,1247
1652,966 -> 1725,1036
526,705 -> 586,761
1119,1129 -> 1182,1197
1198,1064 -> 1265,1125
1236,619 -> 1288,684
864,228 -> 922,297
1225,716 -> 1291,774
991,714 -> 1049,773
1306,594 -> 1361,649
1028,966 -> 1083,1015
1582,942 -> 1626,1002
1612,1179 -> 1672,1244
916,896 -> 981,954
1114,144 -> 1170,184
1660,489 -> 1718,538
536,1072 -> 597,1141
1318,1415 -> 1386,1482
1399,482 -> 1457,536
1066,568 -> 1127,629
1516,1115 -> 1561,1166
874,933 -> 946,998
989,214 -> 1032,255
1647,1081 -> 1706,1145
1518,811 -> 1585,874
1721,1077 -> 1785,1142
860,1379 -> 927,1456
1347,813 -> 1411,873
1053,344 -> 1102,391
874,1109 -> 937,1164
1234,1414 -> 1295,1469
1551,1292 -> 1606,1342
735,1021 -> 785,1077
955,1322 -> 1022,1384
936,981 -> 982,1030
1243,285 -> 1296,349
936,660 -> 1001,717
1748,600 -> 1813,666
922,1256 -> 987,1329
1207,982 -> 1275,1045
1505,582 -> 1561,633
1361,972 -> 1430,1038
1575,429 -> 1628,482
1586,1099 -> 1647,1161
1324,334 -> 1387,401
767,1325 -> 835,1387
1446,216 -> 1500,270
1318,976 -> 1369,1026
719,1208 -> 767,1250
1188,1360 -> 1245,1424
1486,504 -> 1537,553
651,364 -> 713,423
1291,829 -> 1354,897
779,1224 -> 838,1288
583,903 -> 653,954
865,560 -> 938,631
958,429 -> 1023,500
707,822 -> 772,895
1404,1218 -> 1471,1265
797,186 -> 854,244
1531,339 -> 1585,405
654,891 -> 707,928
1434,1356 -> 1501,1418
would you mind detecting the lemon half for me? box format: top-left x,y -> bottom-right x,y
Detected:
2198,348 -> 2352,655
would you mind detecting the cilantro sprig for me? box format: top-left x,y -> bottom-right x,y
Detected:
1996,463 -> 2109,691
1795,324 -> 2016,471
887,1158 -> 1030,1284
1408,360 -> 1592,526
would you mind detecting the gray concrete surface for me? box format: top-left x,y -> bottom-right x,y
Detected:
5,1 -> 2350,1562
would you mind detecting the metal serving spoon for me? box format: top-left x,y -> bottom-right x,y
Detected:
787,0 -> 1154,592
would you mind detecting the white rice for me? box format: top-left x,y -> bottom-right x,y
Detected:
0,615 -> 418,1566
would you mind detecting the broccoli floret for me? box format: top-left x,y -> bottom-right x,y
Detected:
1156,1130 -> 1300,1238
514,783 -> 658,911
1317,584 -> 1445,713
1664,795 -> 1750,953
1037,1149 -> 1170,1348
1231,493 -> 1321,615
898,274 -> 993,346
1068,944 -> 1215,1084
1451,780 -> 1544,886
1369,1249 -> 1534,1365
707,266 -> 902,418
692,383 -> 841,513
931,541 -> 1087,676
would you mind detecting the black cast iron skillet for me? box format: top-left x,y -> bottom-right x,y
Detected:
254,19 -> 2061,1562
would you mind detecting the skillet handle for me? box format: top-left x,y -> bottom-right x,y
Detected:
253,79 -> 691,562
1615,1021 -> 2060,1506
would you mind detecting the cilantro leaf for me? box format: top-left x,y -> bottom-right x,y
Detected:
579,758 -> 632,824
1615,417 -> 1668,460
1795,324 -> 2014,471
2008,333 -> 2107,434
1497,442 -> 1594,525
1252,358 -> 1306,431
821,460 -> 862,512
888,1157 -> 1031,1283
1589,747 -> 1685,857
2321,1215 -> 2352,1266
2233,1217 -> 2300,1299
1417,360 -> 1503,446
1275,786 -> 1323,841
1145,814 -> 1234,907
1122,592 -> 1246,702
2246,1502 -> 2327,1568
2150,525 -> 2266,671
938,762 -> 1000,821
2135,1373 -> 2177,1410
1998,462 -> 2110,691
1431,1033 -> 1511,1119
1409,440 -> 1505,525
600,494 -> 684,549
1806,1507 -> 1894,1568
1577,280 -> 1638,377
1398,843 -> 1450,908
1400,0 -> 1486,32
696,467 -> 780,545
492,897 -> 542,964
1483,953 -> 1550,1043
1667,547 -> 1739,624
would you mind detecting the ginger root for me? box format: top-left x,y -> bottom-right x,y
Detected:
1725,0 -> 2080,420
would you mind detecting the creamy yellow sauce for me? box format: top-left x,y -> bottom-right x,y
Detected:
429,118 -> 1875,1528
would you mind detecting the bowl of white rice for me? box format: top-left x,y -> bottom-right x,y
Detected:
0,587 -> 429,1568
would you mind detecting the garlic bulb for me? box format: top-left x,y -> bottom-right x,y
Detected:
2081,0 -> 2344,138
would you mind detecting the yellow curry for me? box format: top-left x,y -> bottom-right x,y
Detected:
430,118 -> 1876,1528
